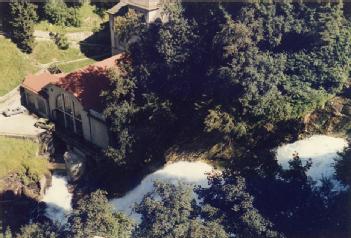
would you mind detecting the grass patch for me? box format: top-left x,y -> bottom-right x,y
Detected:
58,58 -> 97,73
0,37 -> 37,96
34,3 -> 107,33
0,136 -> 49,185
31,41 -> 87,65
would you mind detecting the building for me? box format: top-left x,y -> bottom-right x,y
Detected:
107,0 -> 166,54
21,55 -> 122,149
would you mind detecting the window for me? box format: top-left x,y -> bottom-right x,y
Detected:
56,94 -> 63,110
54,93 -> 83,137
64,94 -> 72,114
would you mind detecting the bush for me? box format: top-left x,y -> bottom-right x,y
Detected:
49,32 -> 69,50
47,64 -> 62,74
44,0 -> 81,27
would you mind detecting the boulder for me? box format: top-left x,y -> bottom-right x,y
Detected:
64,147 -> 86,182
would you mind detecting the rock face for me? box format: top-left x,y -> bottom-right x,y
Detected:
0,172 -> 51,201
303,96 -> 351,136
38,131 -> 55,157
64,147 -> 86,182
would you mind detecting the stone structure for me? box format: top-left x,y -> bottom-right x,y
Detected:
21,55 -> 122,149
64,147 -> 86,182
107,0 -> 166,54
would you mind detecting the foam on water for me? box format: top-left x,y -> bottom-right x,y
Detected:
110,161 -> 214,222
42,174 -> 72,225
276,135 -> 348,190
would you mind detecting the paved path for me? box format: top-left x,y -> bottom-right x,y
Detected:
0,90 -> 44,138
34,30 -> 94,42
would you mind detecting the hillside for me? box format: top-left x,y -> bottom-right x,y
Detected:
0,37 -> 35,96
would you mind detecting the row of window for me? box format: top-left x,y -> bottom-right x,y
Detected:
55,94 -> 83,136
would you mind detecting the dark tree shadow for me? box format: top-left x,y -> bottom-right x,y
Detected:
79,22 -> 111,59
0,190 -> 39,234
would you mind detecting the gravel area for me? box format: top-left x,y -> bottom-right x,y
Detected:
0,91 -> 44,137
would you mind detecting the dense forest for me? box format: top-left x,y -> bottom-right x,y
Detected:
1,1 -> 351,238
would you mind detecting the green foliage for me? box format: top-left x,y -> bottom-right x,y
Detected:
44,0 -> 81,27
65,190 -> 134,238
16,223 -> 57,238
8,0 -> 37,53
3,227 -> 12,238
197,173 -> 282,238
30,40 -> 85,64
0,136 -> 49,187
134,181 -> 228,238
104,0 -> 351,174
49,32 -> 69,50
114,9 -> 145,49
47,63 -> 62,74
57,58 -> 96,73
335,145 -> 351,187
102,3 -> 351,236
0,37 -> 36,96
212,2 -> 351,130
35,2 -> 107,33
104,66 -> 175,168
222,150 -> 351,238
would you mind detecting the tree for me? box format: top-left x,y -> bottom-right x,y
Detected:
113,9 -> 145,51
16,223 -> 57,238
134,181 -> 228,238
335,145 -> 351,187
8,0 -> 37,53
44,0 -> 80,27
3,227 -> 12,238
197,172 -> 283,238
65,190 -> 134,238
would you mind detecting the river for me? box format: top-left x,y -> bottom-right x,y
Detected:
41,173 -> 72,226
41,135 -> 349,224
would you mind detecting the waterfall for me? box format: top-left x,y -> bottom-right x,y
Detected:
110,161 -> 215,223
276,135 -> 348,191
42,173 -> 72,226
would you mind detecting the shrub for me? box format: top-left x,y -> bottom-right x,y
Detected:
47,64 -> 62,74
49,32 -> 69,50
44,0 -> 81,27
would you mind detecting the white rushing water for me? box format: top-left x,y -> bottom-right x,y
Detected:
110,161 -> 214,223
276,135 -> 348,190
42,174 -> 73,225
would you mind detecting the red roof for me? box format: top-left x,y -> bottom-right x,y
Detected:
22,72 -> 63,93
22,54 -> 123,113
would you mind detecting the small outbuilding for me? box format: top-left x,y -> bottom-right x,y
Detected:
107,0 -> 167,54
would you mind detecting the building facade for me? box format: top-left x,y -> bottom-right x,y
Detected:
21,55 -> 121,149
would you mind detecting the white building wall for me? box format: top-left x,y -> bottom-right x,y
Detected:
90,116 -> 110,149
45,85 -> 109,148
